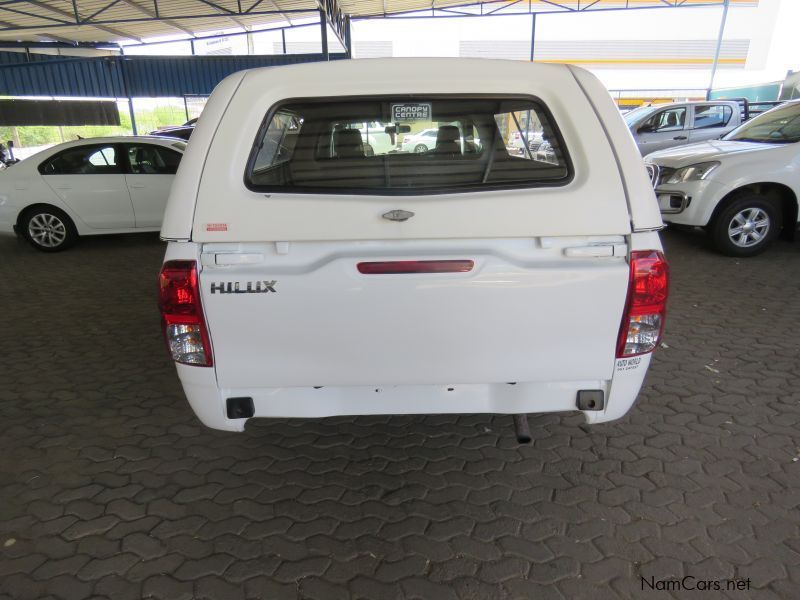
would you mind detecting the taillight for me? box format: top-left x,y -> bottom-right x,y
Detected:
616,250 -> 669,358
357,260 -> 474,274
403,136 -> 411,144
158,260 -> 213,366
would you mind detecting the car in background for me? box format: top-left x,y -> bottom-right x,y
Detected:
507,130 -> 545,155
0,136 -> 185,251
358,122 -> 396,154
645,100 -> 800,256
400,128 -> 481,153
150,118 -> 197,140
626,101 -> 743,155
534,139 -> 558,164
400,128 -> 439,153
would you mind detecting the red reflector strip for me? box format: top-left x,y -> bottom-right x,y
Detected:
357,260 -> 474,274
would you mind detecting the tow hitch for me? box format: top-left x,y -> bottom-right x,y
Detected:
512,414 -> 532,444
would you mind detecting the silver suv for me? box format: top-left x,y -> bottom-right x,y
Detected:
625,101 -> 742,155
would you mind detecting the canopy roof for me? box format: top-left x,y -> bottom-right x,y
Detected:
0,0 -> 746,45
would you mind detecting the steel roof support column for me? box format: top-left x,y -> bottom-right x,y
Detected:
344,15 -> 351,58
319,8 -> 329,60
529,12 -> 536,62
707,0 -> 729,99
127,98 -> 138,135
118,57 -> 138,135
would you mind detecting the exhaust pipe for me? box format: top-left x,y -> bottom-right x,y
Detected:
512,414 -> 532,444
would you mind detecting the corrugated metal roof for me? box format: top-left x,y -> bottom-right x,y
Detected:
0,0 -> 755,45
0,53 -> 126,96
0,51 -> 346,97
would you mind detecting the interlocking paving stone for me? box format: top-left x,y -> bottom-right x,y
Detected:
1,229 -> 800,598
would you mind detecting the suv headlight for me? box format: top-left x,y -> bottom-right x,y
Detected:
666,161 -> 720,183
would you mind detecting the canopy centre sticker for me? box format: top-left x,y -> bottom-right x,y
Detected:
391,103 -> 431,121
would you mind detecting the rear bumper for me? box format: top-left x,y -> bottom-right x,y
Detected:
176,355 -> 651,432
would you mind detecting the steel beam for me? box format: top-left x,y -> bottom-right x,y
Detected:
0,0 -> 731,49
0,4 -> 71,25
193,0 -> 251,30
318,0 -> 348,52
319,8 -> 328,60
0,8 -> 318,34
529,11 -> 535,61
707,0 -> 730,98
83,0 -> 125,24
351,0 -> 727,20
23,0 -> 145,42
0,39 -> 122,49
118,0 -> 196,37
343,14 -> 350,58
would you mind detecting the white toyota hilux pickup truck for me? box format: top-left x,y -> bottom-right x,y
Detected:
158,59 -> 668,438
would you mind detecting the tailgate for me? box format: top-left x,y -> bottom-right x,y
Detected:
199,237 -> 629,389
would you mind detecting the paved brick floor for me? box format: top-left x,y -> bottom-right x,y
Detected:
1,228 -> 799,600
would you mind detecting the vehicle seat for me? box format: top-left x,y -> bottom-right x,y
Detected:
334,129 -> 365,159
666,112 -> 678,128
78,157 -> 96,174
134,148 -> 158,174
434,125 -> 461,154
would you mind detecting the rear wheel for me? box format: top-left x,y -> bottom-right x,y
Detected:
709,194 -> 781,257
21,206 -> 78,252
414,144 -> 428,153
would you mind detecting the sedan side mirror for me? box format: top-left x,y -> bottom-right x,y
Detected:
638,124 -> 655,134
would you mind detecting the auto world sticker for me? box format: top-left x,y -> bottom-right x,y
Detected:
205,223 -> 228,232
616,357 -> 642,372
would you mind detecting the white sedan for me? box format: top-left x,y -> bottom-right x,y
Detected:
400,128 -> 440,153
400,128 -> 482,153
0,136 -> 185,251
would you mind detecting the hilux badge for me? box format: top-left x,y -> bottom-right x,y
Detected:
210,281 -> 277,294
383,209 -> 414,222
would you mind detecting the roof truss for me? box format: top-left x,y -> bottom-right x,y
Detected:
0,0 -> 745,44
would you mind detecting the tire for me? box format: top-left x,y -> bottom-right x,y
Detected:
21,206 -> 78,252
414,144 -> 428,153
709,194 -> 781,257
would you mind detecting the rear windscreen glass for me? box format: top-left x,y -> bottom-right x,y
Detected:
245,96 -> 571,194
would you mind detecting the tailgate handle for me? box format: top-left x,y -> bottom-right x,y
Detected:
563,245 -> 623,258
214,253 -> 263,265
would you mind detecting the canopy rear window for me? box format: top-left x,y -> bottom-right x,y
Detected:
245,96 -> 572,195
